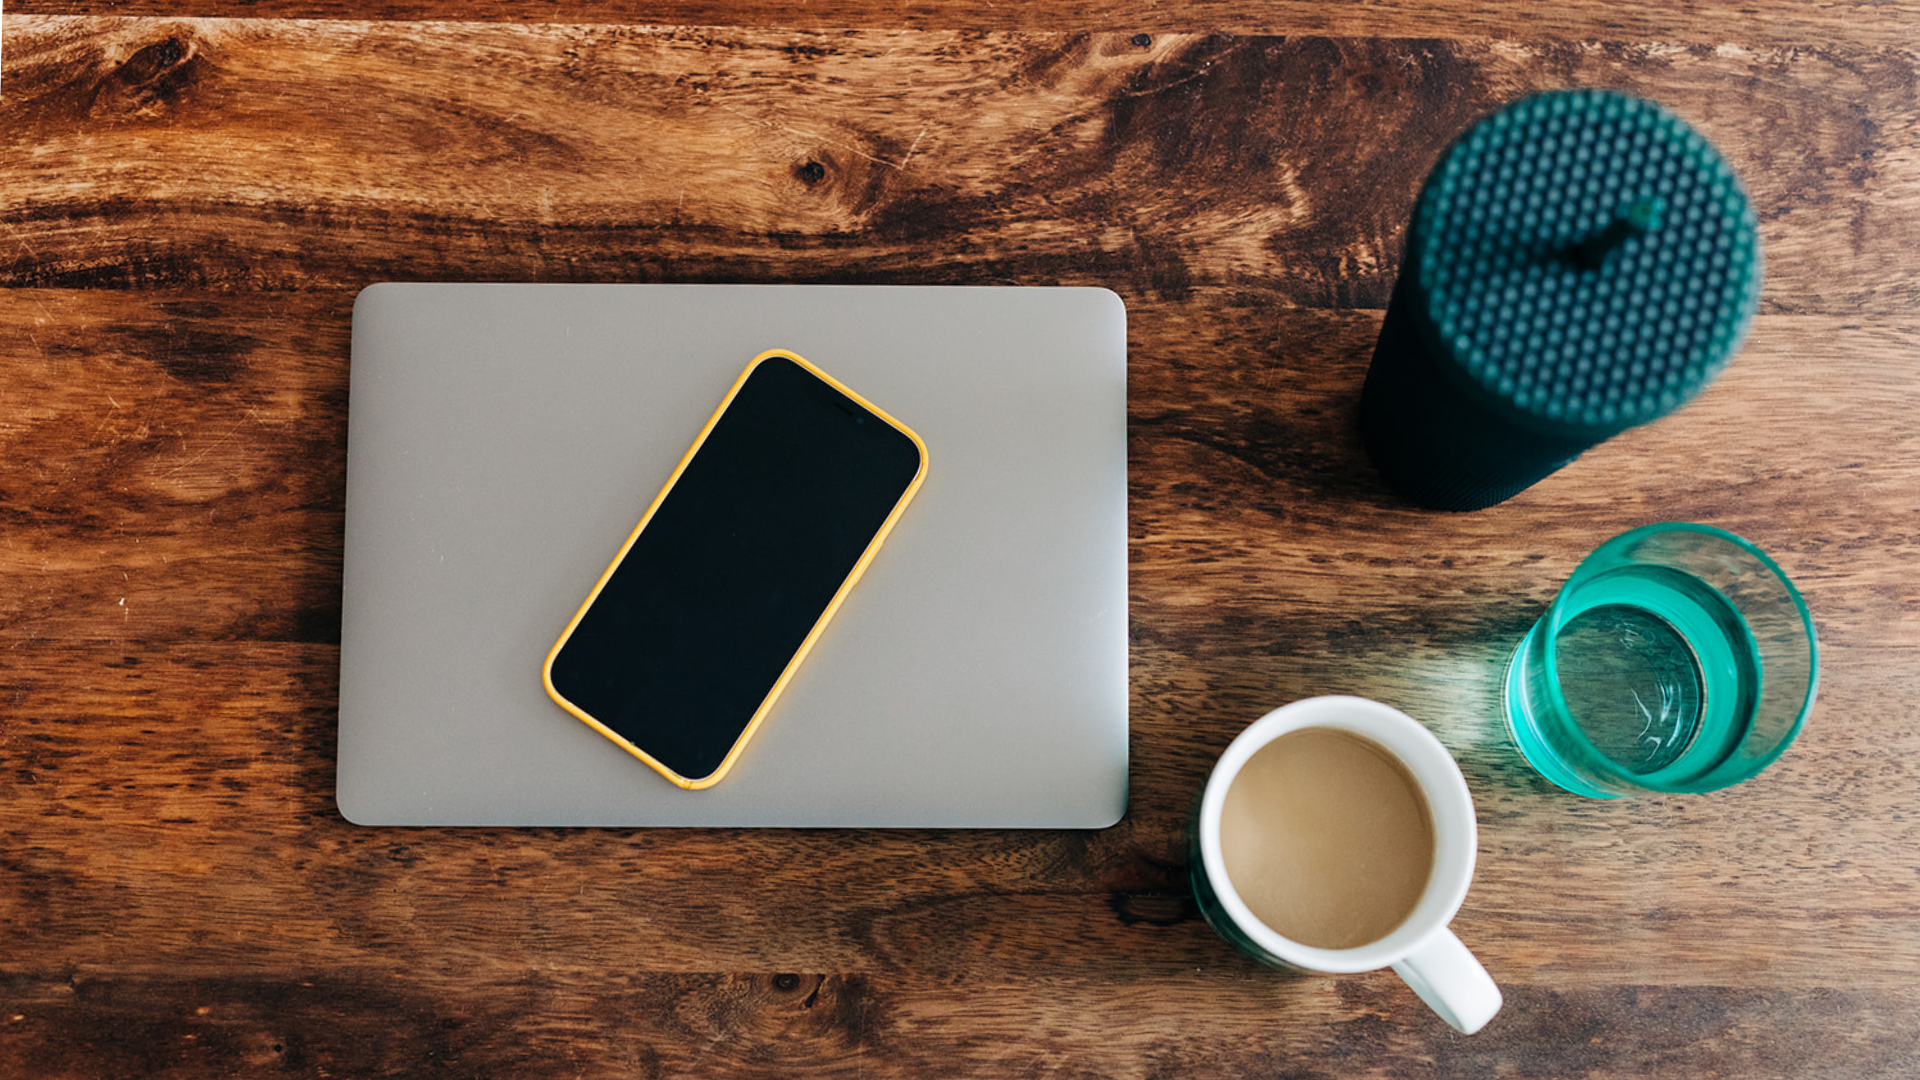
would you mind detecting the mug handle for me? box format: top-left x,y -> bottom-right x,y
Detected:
1390,928 -> 1503,1034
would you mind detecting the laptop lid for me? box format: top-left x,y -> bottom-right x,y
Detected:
338,284 -> 1128,827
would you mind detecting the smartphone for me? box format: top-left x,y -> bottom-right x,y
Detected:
543,349 -> 928,790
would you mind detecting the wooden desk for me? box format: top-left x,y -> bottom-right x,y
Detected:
4,3 -> 1916,1075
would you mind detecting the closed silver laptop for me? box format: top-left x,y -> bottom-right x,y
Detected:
338,284 -> 1127,827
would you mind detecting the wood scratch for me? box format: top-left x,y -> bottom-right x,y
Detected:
714,102 -> 910,171
1116,41 -> 1243,101
899,124 -> 930,171
1118,63 -> 1215,99
163,410 -> 258,478
90,394 -> 126,444
3,218 -> 43,260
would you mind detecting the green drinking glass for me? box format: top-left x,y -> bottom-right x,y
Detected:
1503,524 -> 1817,798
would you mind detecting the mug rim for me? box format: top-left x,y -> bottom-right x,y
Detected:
1196,695 -> 1478,974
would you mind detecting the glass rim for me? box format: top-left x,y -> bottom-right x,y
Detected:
1538,522 -> 1819,794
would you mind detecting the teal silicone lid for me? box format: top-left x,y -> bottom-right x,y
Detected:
1407,90 -> 1763,440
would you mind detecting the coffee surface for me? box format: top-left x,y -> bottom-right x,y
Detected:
1219,727 -> 1435,949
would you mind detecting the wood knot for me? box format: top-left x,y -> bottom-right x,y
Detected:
795,159 -> 828,185
91,31 -> 205,119
130,36 -> 189,77
771,973 -> 801,992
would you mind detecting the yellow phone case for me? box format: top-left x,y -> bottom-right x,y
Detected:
542,348 -> 929,790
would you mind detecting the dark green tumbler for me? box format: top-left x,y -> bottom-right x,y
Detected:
1360,90 -> 1762,511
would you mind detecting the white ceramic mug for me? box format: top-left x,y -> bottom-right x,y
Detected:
1189,696 -> 1502,1034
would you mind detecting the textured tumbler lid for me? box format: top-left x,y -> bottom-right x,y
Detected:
1408,90 -> 1762,440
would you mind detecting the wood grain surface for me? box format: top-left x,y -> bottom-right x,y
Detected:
3,10 -> 1917,1078
9,1 -> 1920,51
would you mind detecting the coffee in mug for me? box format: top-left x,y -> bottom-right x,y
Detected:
1219,727 -> 1435,949
1190,697 -> 1502,1034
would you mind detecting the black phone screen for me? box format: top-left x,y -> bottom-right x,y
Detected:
546,355 -> 925,784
